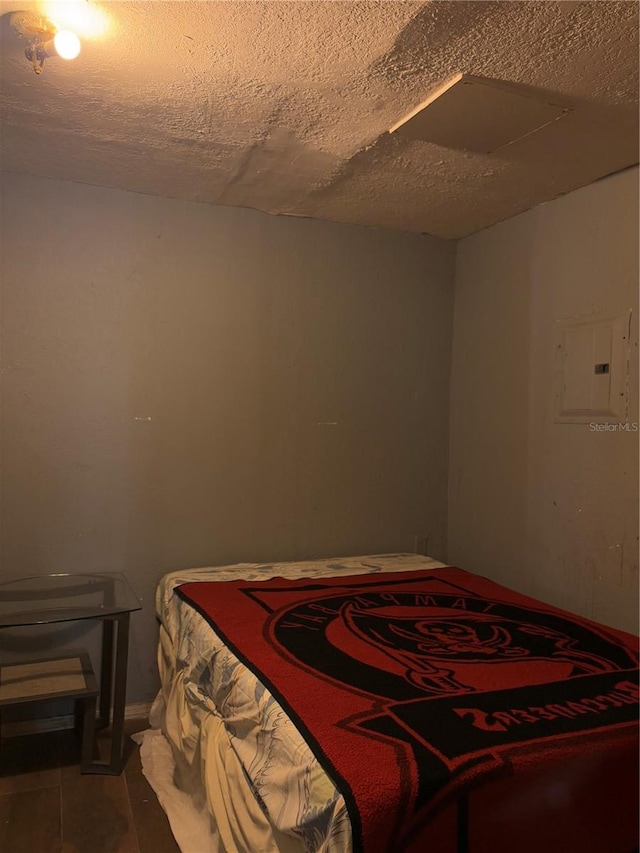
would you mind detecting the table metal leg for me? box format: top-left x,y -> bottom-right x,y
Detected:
108,612 -> 130,774
84,612 -> 130,775
98,618 -> 114,730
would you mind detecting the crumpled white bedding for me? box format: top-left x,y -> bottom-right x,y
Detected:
143,553 -> 446,852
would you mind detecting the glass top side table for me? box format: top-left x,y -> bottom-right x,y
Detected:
0,572 -> 141,775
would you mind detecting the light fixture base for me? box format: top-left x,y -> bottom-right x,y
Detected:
9,11 -> 81,75
9,11 -> 55,42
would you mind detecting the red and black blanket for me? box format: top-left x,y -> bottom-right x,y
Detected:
177,567 -> 639,853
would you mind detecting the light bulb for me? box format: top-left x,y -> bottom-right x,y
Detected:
53,30 -> 81,60
44,1 -> 110,40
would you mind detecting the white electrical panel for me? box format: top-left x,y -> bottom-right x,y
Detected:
554,310 -> 631,423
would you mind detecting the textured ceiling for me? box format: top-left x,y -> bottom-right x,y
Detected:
0,0 -> 638,238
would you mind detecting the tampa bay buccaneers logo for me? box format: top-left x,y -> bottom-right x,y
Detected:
341,604 -> 615,696
258,571 -> 638,841
270,586 -> 631,701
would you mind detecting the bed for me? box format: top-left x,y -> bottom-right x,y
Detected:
149,554 -> 639,853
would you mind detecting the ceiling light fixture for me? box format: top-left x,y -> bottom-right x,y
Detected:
9,11 -> 82,74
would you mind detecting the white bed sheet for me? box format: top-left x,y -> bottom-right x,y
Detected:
155,553 -> 447,852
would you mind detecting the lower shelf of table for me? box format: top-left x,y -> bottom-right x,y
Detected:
0,650 -> 98,706
0,649 -> 101,773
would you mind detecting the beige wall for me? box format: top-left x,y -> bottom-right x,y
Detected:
0,173 -> 455,701
449,167 -> 639,634
2,167 -> 637,705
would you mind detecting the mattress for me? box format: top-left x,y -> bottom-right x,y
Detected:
155,553 -> 447,853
